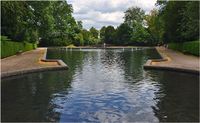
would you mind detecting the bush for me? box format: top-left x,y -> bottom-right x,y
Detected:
1,36 -> 37,58
168,41 -> 199,56
66,44 -> 76,48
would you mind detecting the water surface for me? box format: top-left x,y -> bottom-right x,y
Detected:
2,48 -> 199,122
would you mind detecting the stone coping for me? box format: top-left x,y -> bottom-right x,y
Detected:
1,48 -> 68,79
143,48 -> 199,75
48,47 -> 154,49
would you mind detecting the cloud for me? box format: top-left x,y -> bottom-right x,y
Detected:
67,0 -> 157,29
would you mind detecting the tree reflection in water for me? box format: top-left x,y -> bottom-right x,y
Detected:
147,70 -> 199,122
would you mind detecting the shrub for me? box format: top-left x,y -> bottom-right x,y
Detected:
168,41 -> 199,56
1,36 -> 37,58
66,44 -> 76,48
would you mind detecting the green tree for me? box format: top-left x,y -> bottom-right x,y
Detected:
74,33 -> 84,46
28,1 -> 78,46
1,1 -> 39,43
2,1 -> 80,46
89,27 -> 99,39
159,1 -> 188,43
124,7 -> 145,27
157,1 -> 199,43
115,23 -> 132,45
123,6 -> 151,45
130,23 -> 151,45
179,1 -> 199,41
104,26 -> 116,44
145,9 -> 164,44
100,26 -> 106,42
82,29 -> 91,45
77,21 -> 83,30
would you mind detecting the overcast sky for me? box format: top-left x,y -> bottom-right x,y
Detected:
67,0 -> 157,29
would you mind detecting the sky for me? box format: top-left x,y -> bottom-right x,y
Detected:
67,0 -> 157,29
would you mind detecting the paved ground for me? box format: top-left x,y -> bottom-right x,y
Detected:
1,48 -> 60,74
150,47 -> 200,71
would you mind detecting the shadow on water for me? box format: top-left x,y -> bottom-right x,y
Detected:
1,48 -> 199,122
1,71 -> 70,121
146,70 -> 199,122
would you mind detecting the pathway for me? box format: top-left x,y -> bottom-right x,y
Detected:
144,47 -> 200,73
1,48 -> 67,78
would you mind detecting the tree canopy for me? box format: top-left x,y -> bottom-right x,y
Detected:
100,1 -> 199,45
156,1 -> 199,43
1,1 -> 199,46
1,1 -> 100,46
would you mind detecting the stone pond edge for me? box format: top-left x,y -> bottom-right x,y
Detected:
143,47 -> 199,75
1,48 -> 68,79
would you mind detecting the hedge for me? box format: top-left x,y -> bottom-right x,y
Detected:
1,36 -> 37,58
168,41 -> 199,56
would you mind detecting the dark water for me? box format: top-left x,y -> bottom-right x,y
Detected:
1,48 -> 199,122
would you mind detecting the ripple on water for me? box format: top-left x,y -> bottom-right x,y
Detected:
2,48 -> 198,122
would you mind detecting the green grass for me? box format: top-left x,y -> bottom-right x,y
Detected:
1,36 -> 37,58
168,41 -> 199,56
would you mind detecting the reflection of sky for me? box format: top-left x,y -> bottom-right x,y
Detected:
49,49 -> 161,122
2,48 -> 198,122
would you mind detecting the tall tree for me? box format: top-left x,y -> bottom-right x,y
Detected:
1,1 -> 38,43
159,1 -> 188,43
130,23 -> 151,45
104,26 -> 116,44
145,9 -> 164,44
115,23 -> 132,45
1,1 -> 80,46
100,26 -> 106,42
81,29 -> 91,45
124,7 -> 145,27
123,6 -> 151,45
89,27 -> 99,39
178,1 -> 199,41
74,33 -> 84,46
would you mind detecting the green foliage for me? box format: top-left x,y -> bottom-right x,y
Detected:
100,7 -> 152,46
124,7 -> 145,26
157,1 -> 199,43
81,29 -> 91,45
1,1 -> 81,46
90,27 -> 99,39
79,29 -> 100,46
179,2 -> 199,41
115,23 -> 132,45
2,1 -> 198,47
1,1 -> 39,43
130,23 -> 151,45
168,41 -> 199,56
145,9 -> 164,44
1,36 -> 37,58
104,26 -> 116,44
74,33 -> 84,46
162,1 -> 188,42
100,26 -> 106,42
66,44 -> 76,48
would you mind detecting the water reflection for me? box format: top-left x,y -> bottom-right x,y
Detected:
1,71 -> 70,121
147,70 -> 199,122
1,48 -> 199,122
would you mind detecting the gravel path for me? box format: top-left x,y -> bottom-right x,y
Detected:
1,48 -> 60,74
151,47 -> 199,72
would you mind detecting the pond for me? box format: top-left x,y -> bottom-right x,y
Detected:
1,48 -> 199,122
